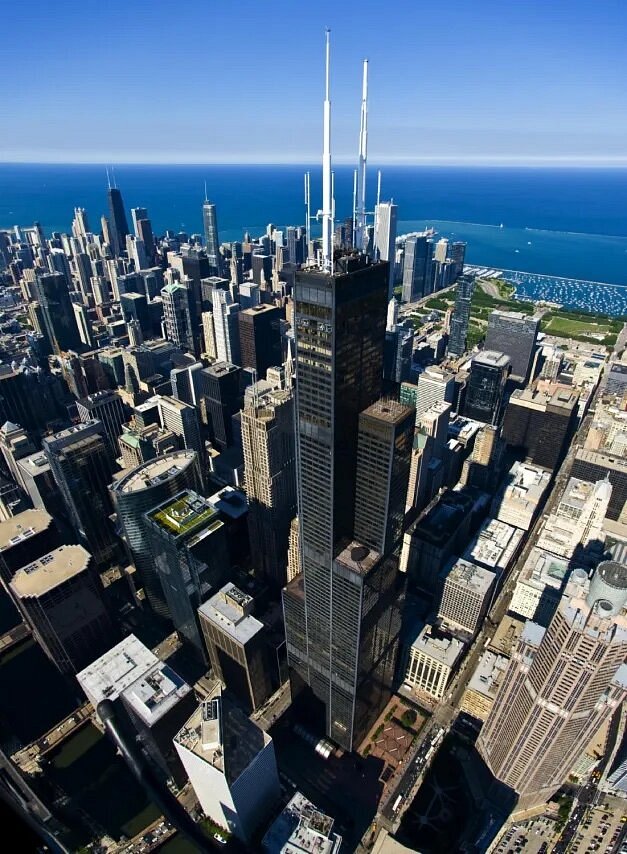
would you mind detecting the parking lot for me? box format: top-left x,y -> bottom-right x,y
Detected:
567,804 -> 626,854
492,815 -> 557,854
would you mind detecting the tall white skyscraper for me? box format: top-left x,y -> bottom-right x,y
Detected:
375,201 -> 398,296
212,288 -> 241,365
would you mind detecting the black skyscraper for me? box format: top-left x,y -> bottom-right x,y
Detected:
485,310 -> 540,382
107,187 -> 130,257
448,273 -> 476,357
34,272 -> 82,354
283,255 -> 405,751
464,350 -> 511,425
238,304 -> 282,378
199,363 -> 241,450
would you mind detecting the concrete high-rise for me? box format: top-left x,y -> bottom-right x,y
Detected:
485,310 -> 540,382
10,544 -> 112,675
415,366 -> 455,419
212,288 -> 241,365
477,563 -> 627,810
374,201 -> 398,296
241,389 -> 296,587
161,282 -> 196,354
43,421 -> 120,568
447,273 -> 475,357
464,351 -> 511,424
110,451 -> 202,616
282,253 -> 404,751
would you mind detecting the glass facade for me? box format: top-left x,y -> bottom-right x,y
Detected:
283,256 -> 401,751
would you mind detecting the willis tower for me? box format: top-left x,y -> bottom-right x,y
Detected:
282,33 -> 410,752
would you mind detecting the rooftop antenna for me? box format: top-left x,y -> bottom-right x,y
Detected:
320,29 -> 333,273
106,167 -> 111,190
204,181 -> 208,202
111,166 -> 117,189
352,170 -> 358,248
355,59 -> 368,252
304,171 -> 311,251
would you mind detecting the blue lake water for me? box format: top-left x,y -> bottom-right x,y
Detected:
1,163 -> 626,312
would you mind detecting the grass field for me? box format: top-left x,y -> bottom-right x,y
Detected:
541,315 -> 615,338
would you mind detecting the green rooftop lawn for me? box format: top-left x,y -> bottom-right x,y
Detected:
151,496 -> 216,535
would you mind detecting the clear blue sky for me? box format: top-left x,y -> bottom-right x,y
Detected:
2,0 -> 626,164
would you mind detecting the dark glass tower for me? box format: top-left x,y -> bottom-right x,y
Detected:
35,272 -> 82,354
202,200 -> 221,275
282,254 -> 399,751
447,272 -> 476,357
107,187 -> 130,257
464,350 -> 511,424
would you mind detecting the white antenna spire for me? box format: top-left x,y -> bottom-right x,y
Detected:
204,181 -> 208,202
377,169 -> 382,207
321,28 -> 333,273
106,167 -> 111,190
355,59 -> 368,252
304,171 -> 311,250
352,169 -> 358,248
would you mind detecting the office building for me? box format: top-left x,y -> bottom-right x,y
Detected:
502,387 -> 579,470
0,421 -> 36,485
212,288 -> 241,365
491,462 -> 551,531
464,351 -> 510,425
485,310 -> 540,382
10,545 -> 112,675
415,366 -> 455,419
571,449 -> 627,522
403,624 -> 464,700
161,282 -> 196,353
0,509 -> 60,586
174,691 -> 281,842
383,322 -> 414,386
76,390 -> 125,456
198,583 -> 273,713
262,791 -> 342,853
238,304 -> 282,378
536,477 -> 611,560
459,424 -> 505,491
202,200 -> 221,274
464,518 -> 523,578
401,234 -> 433,302
199,362 -> 240,450
401,488 -> 485,589
145,490 -> 229,655
287,516 -> 300,583
241,389 -> 296,587
110,451 -> 202,615
477,564 -> 627,810
282,253 -> 400,751
120,660 -> 197,785
437,557 -> 496,637
509,547 -> 571,626
107,186 -> 130,257
374,201 -> 398,296
77,633 -> 158,711
43,421 -> 119,568
157,395 -> 204,461
15,451 -> 61,513
447,273 -> 475,357
353,399 -> 414,555
34,271 -> 82,353
460,651 -> 509,723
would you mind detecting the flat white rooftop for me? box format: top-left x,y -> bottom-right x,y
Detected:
77,634 -> 158,706
411,624 -> 465,667
121,661 -> 191,726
